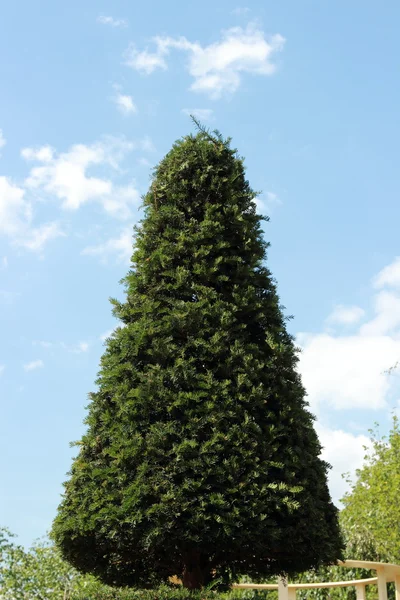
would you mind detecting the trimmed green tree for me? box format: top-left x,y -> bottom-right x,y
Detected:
53,123 -> 343,589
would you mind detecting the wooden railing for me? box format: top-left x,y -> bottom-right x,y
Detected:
232,560 -> 400,600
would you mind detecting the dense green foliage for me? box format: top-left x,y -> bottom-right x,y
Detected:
52,123 -> 342,589
0,527 -> 273,600
340,416 -> 400,564
71,585 -> 273,600
0,527 -> 97,599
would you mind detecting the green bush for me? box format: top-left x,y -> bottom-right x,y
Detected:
72,586 -> 276,600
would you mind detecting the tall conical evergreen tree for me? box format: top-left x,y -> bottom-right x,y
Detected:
53,123 -> 343,589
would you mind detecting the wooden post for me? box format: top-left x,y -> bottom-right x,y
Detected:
288,586 -> 296,600
278,576 -> 289,600
377,568 -> 388,600
395,576 -> 400,600
355,584 -> 366,600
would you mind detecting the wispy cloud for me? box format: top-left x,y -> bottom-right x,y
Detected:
182,108 -> 214,121
0,176 -> 31,237
71,341 -> 89,354
1,256 -> 8,269
265,191 -> 281,207
97,15 -> 128,28
125,42 -> 168,74
33,340 -> 90,354
0,176 -> 63,251
254,191 -> 281,213
22,137 -> 140,220
0,364 -> 5,376
326,304 -> 365,326
374,256 -> 400,289
125,23 -> 285,98
33,340 -> 54,349
0,129 -> 6,153
140,136 -> 155,153
24,359 -> 44,372
82,228 -> 132,264
16,222 -> 65,252
113,86 -> 137,115
138,157 -> 152,168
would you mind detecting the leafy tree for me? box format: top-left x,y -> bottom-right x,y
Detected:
291,417 -> 400,600
0,527 -> 98,599
341,416 -> 400,564
52,122 -> 343,589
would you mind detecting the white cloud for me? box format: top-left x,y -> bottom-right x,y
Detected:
82,228 -> 132,264
101,184 -> 140,219
0,176 -> 31,237
0,175 -> 63,251
360,291 -> 400,337
0,129 -> 6,153
374,256 -> 400,289
326,304 -> 365,326
298,332 -> 400,413
114,92 -> 137,115
72,341 -> 89,354
140,136 -> 156,153
253,197 -> 264,212
296,259 -> 400,503
125,42 -> 168,74
97,15 -> 128,28
125,23 -> 285,98
16,222 -> 65,252
0,364 -> 4,376
295,258 -> 400,503
316,424 -> 369,504
1,256 -> 8,269
182,108 -> 214,121
265,191 -> 281,207
138,157 -> 152,168
21,145 -> 54,162
33,340 -> 54,349
0,134 -> 143,251
24,359 -> 44,371
33,340 -> 89,353
112,85 -> 137,115
22,137 -> 140,219
297,259 -> 400,415
254,191 -> 281,213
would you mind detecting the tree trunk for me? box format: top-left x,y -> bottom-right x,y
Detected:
182,551 -> 209,589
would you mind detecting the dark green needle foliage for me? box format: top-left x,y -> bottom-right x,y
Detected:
53,121 -> 343,590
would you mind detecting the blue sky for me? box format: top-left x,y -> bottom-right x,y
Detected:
2,0 -> 400,547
